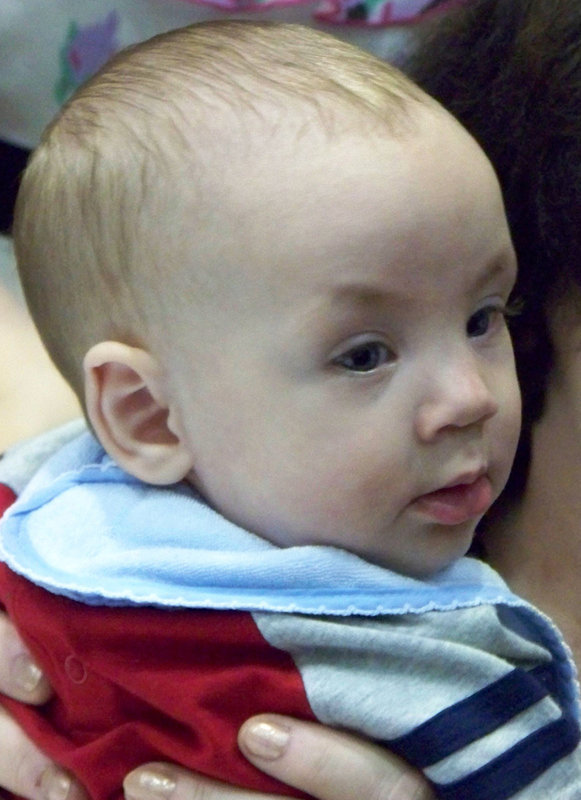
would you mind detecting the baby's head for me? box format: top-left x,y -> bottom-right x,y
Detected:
15,20 -> 422,398
15,21 -> 520,576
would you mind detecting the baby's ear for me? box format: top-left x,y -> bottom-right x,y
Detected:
83,342 -> 193,485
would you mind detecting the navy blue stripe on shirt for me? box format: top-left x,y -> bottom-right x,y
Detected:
434,714 -> 580,800
528,661 -> 559,691
389,667 -> 550,767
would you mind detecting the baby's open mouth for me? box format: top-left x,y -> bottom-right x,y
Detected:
413,475 -> 493,526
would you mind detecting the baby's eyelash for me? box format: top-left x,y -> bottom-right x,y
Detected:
502,297 -> 524,321
501,297 -> 524,319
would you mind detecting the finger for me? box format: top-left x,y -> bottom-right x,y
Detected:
0,612 -> 52,703
0,704 -> 87,800
124,763 -> 298,800
238,715 -> 436,800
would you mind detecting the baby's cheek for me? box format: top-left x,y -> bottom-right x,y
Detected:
306,454 -> 404,522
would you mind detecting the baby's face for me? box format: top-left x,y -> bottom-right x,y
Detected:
165,107 -> 520,577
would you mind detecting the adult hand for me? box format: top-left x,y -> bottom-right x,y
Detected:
0,609 -> 433,800
124,714 -> 434,800
0,612 -> 87,800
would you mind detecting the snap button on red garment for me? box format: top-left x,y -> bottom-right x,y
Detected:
64,654 -> 87,684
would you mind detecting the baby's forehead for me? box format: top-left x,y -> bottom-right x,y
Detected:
142,101 -> 504,361
147,99 -> 463,256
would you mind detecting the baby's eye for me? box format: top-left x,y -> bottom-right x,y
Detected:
466,305 -> 506,338
333,341 -> 394,373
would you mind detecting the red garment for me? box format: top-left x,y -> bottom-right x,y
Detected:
0,488 -> 315,800
0,483 -> 16,511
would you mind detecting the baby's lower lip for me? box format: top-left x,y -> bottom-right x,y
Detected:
413,475 -> 493,526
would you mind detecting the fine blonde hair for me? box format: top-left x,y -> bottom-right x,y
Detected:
14,20 -> 428,400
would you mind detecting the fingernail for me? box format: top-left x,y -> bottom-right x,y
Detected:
13,653 -> 43,694
124,769 -> 177,800
242,720 -> 291,760
40,767 -> 72,800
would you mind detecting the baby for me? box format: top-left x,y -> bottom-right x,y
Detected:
0,20 -> 579,800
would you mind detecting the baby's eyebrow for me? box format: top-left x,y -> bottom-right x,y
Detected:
472,252 -> 517,294
328,282 -> 409,308
281,284 -> 397,343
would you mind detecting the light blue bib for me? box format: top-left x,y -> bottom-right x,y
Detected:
0,432 -> 526,616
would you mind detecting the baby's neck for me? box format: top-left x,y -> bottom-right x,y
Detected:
485,375 -> 581,667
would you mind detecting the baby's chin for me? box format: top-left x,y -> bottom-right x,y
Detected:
363,527 -> 478,580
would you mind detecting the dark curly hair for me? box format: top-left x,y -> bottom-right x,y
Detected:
407,0 -> 581,503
